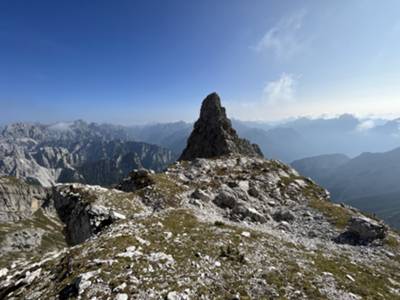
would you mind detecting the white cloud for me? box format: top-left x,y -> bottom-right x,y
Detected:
254,9 -> 307,59
226,73 -> 299,121
263,73 -> 297,105
356,120 -> 376,132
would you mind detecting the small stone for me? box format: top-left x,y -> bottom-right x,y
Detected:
238,181 -> 249,192
110,211 -> 126,220
0,268 -> 8,277
136,236 -> 150,246
244,207 -> 267,223
117,246 -> 143,259
346,274 -> 355,282
278,221 -> 291,231
241,231 -> 251,238
382,250 -> 395,259
189,198 -> 203,208
72,270 -> 100,295
308,230 -> 318,238
167,291 -> 189,300
214,261 -> 221,267
24,268 -> 41,284
148,252 -> 175,265
191,188 -> 211,202
248,186 -> 259,198
115,293 -> 128,300
113,282 -> 127,292
273,209 -> 295,223
388,277 -> 400,286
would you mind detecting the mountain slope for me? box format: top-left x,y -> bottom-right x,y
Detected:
292,148 -> 400,228
1,156 -> 399,299
326,147 -> 400,201
291,154 -> 351,186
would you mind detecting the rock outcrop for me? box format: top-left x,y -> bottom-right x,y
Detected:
0,177 -> 65,268
348,216 -> 387,241
52,184 -> 129,245
0,176 -> 49,222
179,92 -> 263,160
336,215 -> 388,245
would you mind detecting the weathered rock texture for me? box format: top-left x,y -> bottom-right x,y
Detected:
52,184 -> 128,245
116,169 -> 155,192
179,92 -> 263,160
0,176 -> 49,222
1,155 -> 399,300
0,177 -> 66,268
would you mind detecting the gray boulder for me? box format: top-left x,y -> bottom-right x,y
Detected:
233,205 -> 268,223
116,168 -> 155,192
213,187 -> 239,209
273,209 -> 296,223
191,188 -> 211,202
347,216 -> 387,241
336,215 -> 387,245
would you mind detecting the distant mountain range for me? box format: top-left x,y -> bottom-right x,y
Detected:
292,148 -> 400,228
124,114 -> 400,162
0,121 -> 175,186
2,114 -> 400,194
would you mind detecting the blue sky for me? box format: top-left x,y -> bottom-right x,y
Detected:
1,0 -> 400,124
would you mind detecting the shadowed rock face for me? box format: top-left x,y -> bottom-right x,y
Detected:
179,92 -> 263,160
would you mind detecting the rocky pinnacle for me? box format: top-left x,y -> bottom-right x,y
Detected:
179,92 -> 263,161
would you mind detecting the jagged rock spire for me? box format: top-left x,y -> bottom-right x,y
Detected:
179,92 -> 263,161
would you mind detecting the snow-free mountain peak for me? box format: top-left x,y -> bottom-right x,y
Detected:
179,92 -> 263,160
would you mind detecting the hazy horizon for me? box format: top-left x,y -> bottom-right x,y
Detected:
0,111 -> 398,129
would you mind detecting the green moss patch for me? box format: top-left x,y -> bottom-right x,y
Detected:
311,252 -> 399,299
309,198 -> 352,229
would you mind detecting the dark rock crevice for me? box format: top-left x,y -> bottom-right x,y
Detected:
52,185 -> 125,246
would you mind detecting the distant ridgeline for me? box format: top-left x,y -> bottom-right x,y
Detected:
292,149 -> 400,229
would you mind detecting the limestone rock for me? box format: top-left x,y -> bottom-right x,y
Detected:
116,168 -> 155,192
273,209 -> 296,223
0,176 -> 49,222
336,216 -> 387,245
179,92 -> 263,160
53,184 -> 126,245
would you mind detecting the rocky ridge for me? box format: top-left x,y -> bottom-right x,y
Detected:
0,93 -> 399,299
0,156 -> 399,299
